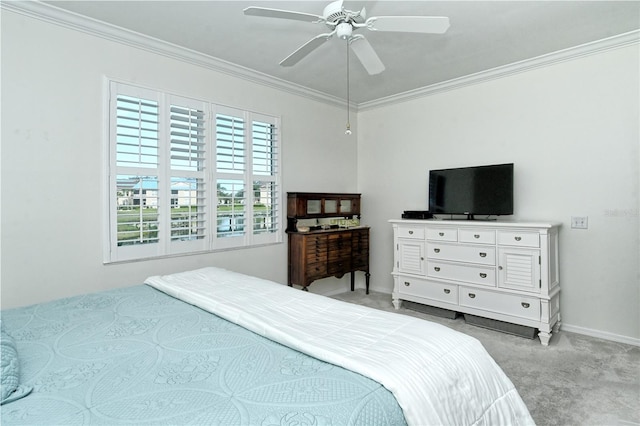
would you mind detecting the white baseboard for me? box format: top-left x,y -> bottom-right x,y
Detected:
560,323 -> 640,347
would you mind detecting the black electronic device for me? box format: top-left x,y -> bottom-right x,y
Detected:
428,163 -> 514,220
402,210 -> 433,219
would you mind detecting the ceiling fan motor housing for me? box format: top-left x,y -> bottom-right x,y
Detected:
324,0 -> 366,26
323,1 -> 346,23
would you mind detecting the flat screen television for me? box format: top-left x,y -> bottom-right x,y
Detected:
428,163 -> 514,219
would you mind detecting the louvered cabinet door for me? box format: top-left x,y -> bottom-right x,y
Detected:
397,240 -> 426,275
497,247 -> 541,293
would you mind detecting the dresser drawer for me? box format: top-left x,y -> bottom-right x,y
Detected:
426,228 -> 458,242
498,231 -> 540,248
328,259 -> 352,275
305,235 -> 327,253
426,242 -> 495,265
397,226 -> 425,239
459,287 -> 540,321
459,229 -> 496,245
397,277 -> 458,304
428,261 -> 496,286
306,261 -> 327,280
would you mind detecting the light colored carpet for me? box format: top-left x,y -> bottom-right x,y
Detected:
330,290 -> 640,426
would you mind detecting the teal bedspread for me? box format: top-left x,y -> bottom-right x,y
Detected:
0,285 -> 406,425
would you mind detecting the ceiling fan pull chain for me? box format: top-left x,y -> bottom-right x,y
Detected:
345,39 -> 352,135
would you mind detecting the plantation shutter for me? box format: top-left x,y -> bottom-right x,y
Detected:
110,84 -> 162,261
251,116 -> 279,241
168,98 -> 209,253
106,81 -> 281,263
214,109 -> 247,247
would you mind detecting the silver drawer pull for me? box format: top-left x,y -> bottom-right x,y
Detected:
479,273 -> 487,278
444,289 -> 451,294
434,248 -> 440,253
434,267 -> 441,272
468,293 -> 476,299
521,302 -> 530,309
515,236 -> 522,241
479,252 -> 487,258
404,281 -> 410,287
438,232 -> 445,236
408,230 -> 414,235
474,234 -> 480,239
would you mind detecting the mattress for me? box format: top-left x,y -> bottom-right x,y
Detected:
0,284 -> 406,425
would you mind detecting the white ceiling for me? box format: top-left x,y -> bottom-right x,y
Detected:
39,1 -> 640,104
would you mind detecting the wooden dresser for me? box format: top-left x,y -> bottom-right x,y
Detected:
287,192 -> 370,293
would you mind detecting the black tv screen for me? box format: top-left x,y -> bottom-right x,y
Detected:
428,163 -> 514,219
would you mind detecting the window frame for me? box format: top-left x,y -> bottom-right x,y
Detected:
104,80 -> 282,263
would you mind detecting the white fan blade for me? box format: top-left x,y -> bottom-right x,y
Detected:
349,36 -> 385,75
280,33 -> 334,67
244,7 -> 323,23
367,16 -> 450,34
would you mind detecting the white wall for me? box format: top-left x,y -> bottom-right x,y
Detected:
0,10 -> 358,308
357,45 -> 640,343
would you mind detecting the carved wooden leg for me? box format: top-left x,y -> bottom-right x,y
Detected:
365,272 -> 370,294
350,271 -> 355,292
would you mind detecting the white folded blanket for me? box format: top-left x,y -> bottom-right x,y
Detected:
145,267 -> 534,426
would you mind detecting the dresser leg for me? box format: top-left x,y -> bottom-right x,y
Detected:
350,272 -> 355,292
392,297 -> 402,309
365,272 -> 370,294
538,330 -> 552,346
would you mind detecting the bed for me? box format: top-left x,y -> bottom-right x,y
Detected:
1,267 -> 534,425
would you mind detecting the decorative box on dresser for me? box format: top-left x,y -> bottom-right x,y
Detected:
287,193 -> 370,293
390,219 -> 561,345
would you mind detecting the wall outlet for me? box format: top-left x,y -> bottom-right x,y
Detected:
571,216 -> 588,229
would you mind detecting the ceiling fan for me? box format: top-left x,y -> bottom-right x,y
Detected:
244,0 -> 450,75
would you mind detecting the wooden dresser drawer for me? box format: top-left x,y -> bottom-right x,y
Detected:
426,227 -> 458,242
397,226 -> 425,239
498,231 -> 540,248
459,229 -> 496,245
426,242 -> 495,265
459,287 -> 540,321
306,261 -> 327,280
328,259 -> 352,275
427,261 -> 496,286
397,277 -> 458,304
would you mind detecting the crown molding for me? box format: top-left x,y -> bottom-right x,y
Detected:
1,0 -> 348,108
3,1 -> 638,112
359,30 -> 640,111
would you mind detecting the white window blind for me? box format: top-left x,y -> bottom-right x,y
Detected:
168,99 -> 208,254
212,108 -> 280,249
251,116 -> 279,241
106,81 -> 281,263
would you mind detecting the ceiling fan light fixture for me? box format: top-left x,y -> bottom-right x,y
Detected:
336,22 -> 352,39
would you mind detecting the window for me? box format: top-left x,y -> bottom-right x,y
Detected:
106,81 -> 281,262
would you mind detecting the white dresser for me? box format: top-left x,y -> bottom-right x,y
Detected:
390,219 -> 561,345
